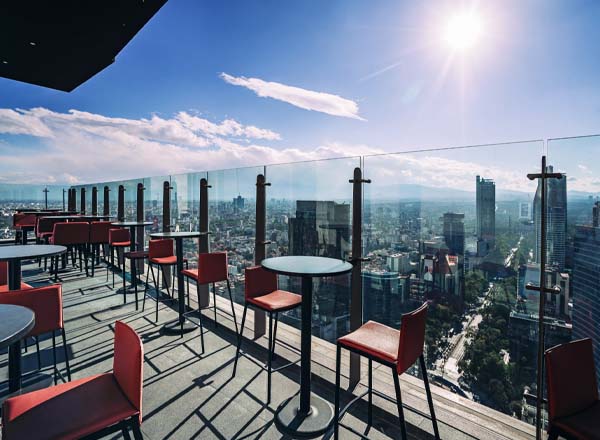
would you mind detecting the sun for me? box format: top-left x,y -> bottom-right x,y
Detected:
443,11 -> 483,51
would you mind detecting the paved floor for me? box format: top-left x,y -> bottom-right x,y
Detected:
0,259 -> 488,439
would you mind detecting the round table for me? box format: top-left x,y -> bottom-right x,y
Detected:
112,222 -> 153,298
149,232 -> 208,335
0,245 -> 67,290
46,215 -> 114,222
0,304 -> 35,393
262,256 -> 353,438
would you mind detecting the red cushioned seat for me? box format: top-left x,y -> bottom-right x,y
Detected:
553,401 -> 600,440
2,374 -> 136,440
2,321 -> 143,440
247,289 -> 301,312
150,255 -> 177,265
338,321 -> 400,364
112,240 -> 131,247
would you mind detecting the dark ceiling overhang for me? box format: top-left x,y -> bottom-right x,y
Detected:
0,1 -> 168,92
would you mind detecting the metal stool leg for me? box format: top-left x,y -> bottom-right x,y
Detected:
334,344 -> 342,440
420,354 -> 440,439
392,368 -> 408,440
267,312 -> 273,403
368,358 -> 373,426
62,328 -> 71,381
226,279 -> 238,334
232,304 -> 248,377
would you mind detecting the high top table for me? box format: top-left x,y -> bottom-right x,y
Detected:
46,215 -> 114,221
262,256 -> 353,438
149,231 -> 208,336
0,304 -> 35,393
0,245 -> 67,290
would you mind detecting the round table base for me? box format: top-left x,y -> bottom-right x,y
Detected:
274,393 -> 334,438
161,319 -> 197,335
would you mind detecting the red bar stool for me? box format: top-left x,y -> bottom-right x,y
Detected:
124,250 -> 149,310
89,221 -> 112,276
232,266 -> 301,403
333,302 -> 439,440
143,239 -> 188,322
49,222 -> 90,281
108,228 -> 130,288
2,321 -> 143,440
0,284 -> 71,384
13,213 -> 36,244
182,252 -> 238,337
545,338 -> 600,440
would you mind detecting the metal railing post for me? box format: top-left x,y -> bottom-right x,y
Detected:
68,188 -> 75,212
103,186 -> 110,216
136,182 -> 145,272
91,187 -> 98,215
162,181 -> 172,289
349,167 -> 370,387
198,178 -> 210,308
80,188 -> 86,215
43,187 -> 49,210
62,188 -> 66,212
254,173 -> 270,338
526,156 -> 563,440
117,185 -> 125,222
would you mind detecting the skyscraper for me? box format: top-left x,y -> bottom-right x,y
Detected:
533,165 -> 567,270
572,207 -> 600,381
288,200 -> 350,259
476,176 -> 496,256
443,212 -> 465,256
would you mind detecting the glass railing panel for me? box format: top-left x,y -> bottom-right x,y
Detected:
363,141 -> 544,425
207,166 -> 264,305
168,171 -> 207,266
546,135 -> 600,428
143,175 -> 170,240
266,157 -> 359,341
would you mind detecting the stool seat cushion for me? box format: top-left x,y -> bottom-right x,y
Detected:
337,321 -> 400,365
247,290 -> 301,312
2,373 -> 137,440
125,250 -> 149,260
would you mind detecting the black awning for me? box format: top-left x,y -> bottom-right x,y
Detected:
0,1 -> 168,92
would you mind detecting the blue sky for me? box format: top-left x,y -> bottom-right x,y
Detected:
1,0 -> 600,184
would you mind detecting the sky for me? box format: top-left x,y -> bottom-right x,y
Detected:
1,0 -> 600,186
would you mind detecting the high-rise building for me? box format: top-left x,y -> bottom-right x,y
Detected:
386,252 -> 411,273
288,200 -> 350,259
572,210 -> 600,380
533,165 -> 567,270
519,202 -> 532,221
233,195 -> 245,211
476,176 -> 496,256
443,212 -> 465,256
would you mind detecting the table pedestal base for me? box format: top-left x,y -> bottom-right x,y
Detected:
274,393 -> 334,438
161,319 -> 197,335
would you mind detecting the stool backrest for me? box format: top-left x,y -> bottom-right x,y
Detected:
89,221 -> 113,244
0,261 -> 7,286
198,252 -> 228,284
52,222 -> 90,246
545,338 -> 598,422
37,217 -> 59,235
113,321 -> 144,423
397,302 -> 428,374
13,213 -> 36,228
108,228 -> 130,245
245,266 -> 277,299
149,239 -> 174,259
0,284 -> 63,336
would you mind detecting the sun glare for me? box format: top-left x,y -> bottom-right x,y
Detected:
444,11 -> 483,51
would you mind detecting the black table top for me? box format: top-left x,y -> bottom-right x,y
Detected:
0,305 -> 35,349
111,221 -> 153,227
262,256 -> 353,277
0,245 -> 67,261
149,231 -> 207,239
43,215 -> 113,221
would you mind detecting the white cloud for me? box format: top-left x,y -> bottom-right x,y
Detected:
220,73 -> 365,121
0,107 -> 362,184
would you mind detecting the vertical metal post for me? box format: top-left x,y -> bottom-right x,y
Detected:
117,185 -> 125,222
198,178 -> 210,308
162,181 -> 171,232
103,186 -> 110,216
62,188 -> 66,212
526,156 -> 563,440
254,173 -> 269,338
349,167 -> 369,387
80,188 -> 86,215
136,183 -> 145,271
91,187 -> 98,215
43,187 -> 49,210
68,188 -> 75,212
